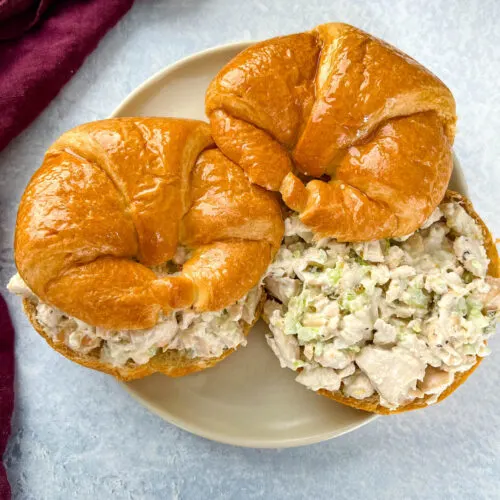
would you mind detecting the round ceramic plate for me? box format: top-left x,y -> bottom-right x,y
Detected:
112,42 -> 468,448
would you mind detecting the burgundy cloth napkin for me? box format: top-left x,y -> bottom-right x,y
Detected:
0,295 -> 14,500
0,0 -> 134,152
0,0 -> 54,41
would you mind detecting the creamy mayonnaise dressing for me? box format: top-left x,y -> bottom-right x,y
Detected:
264,202 -> 499,410
8,265 -> 261,367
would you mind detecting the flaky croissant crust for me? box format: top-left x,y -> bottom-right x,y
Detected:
206,23 -> 457,241
15,118 -> 284,330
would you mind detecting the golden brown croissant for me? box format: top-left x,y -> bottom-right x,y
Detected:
206,23 -> 457,241
13,118 -> 284,379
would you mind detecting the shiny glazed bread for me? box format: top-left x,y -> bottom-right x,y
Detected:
15,118 -> 284,332
206,23 -> 457,241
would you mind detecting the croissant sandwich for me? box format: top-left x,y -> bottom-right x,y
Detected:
206,23 -> 457,241
207,23 -> 499,413
263,191 -> 499,413
8,118 -> 284,381
7,23 -> 499,417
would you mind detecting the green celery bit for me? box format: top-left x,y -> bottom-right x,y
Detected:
406,287 -> 428,308
297,326 -> 322,343
326,263 -> 343,286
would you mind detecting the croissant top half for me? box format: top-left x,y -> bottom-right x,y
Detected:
206,23 -> 457,241
14,118 -> 284,331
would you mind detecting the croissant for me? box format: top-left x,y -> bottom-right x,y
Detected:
206,23 -> 457,241
11,118 -> 284,379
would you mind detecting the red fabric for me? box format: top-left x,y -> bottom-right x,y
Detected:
0,0 -> 55,40
0,295 -> 14,500
0,0 -> 134,152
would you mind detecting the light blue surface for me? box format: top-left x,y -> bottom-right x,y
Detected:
1,1 -> 500,498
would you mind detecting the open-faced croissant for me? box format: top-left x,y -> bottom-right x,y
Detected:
263,191 -> 500,413
9,118 -> 284,380
206,23 -> 457,241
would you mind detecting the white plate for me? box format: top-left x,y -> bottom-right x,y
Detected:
112,42 -> 468,448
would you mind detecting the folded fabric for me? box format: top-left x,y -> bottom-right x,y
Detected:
0,294 -> 15,500
0,0 -> 134,152
0,0 -> 55,41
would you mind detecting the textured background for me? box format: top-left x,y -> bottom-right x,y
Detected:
1,0 -> 500,498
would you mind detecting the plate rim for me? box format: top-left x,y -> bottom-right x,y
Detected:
110,41 -> 466,448
111,41 -> 252,118
122,376 -> 378,448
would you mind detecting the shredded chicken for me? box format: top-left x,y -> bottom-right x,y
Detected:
264,202 -> 499,409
